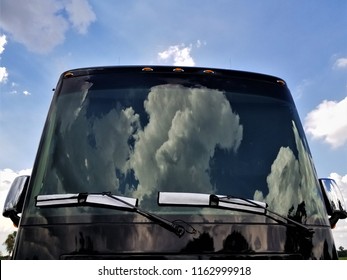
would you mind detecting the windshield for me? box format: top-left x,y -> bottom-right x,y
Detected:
23,68 -> 327,225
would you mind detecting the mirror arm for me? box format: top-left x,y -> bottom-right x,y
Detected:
329,211 -> 347,229
319,178 -> 347,228
8,213 -> 20,227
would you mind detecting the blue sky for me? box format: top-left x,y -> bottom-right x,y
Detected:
0,0 -> 346,254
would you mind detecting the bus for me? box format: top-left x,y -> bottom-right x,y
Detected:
3,66 -> 346,259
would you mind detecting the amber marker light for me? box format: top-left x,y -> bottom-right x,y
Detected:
277,79 -> 286,86
64,72 -> 74,78
173,67 -> 184,72
142,67 -> 154,72
203,69 -> 215,74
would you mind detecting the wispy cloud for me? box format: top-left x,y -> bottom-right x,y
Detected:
304,96 -> 347,149
0,0 -> 96,54
4,82 -> 32,96
0,34 -> 8,84
0,34 -> 7,54
292,79 -> 312,100
0,67 -> 8,84
63,0 -> 96,34
195,40 -> 206,49
334,57 -> 347,69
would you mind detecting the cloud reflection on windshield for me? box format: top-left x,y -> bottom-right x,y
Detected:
254,121 -> 326,223
129,85 -> 243,201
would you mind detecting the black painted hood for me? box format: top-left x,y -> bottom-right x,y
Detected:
13,222 -> 337,259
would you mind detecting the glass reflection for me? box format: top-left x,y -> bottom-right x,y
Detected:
26,73 -> 327,226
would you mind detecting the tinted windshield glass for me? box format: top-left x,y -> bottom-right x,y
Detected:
25,70 -> 327,225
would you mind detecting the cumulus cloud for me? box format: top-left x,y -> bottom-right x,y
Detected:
253,122 -> 347,250
254,121 -> 326,223
45,84 -> 242,206
158,43 -> 196,66
130,85 -> 243,201
0,0 -> 68,54
304,97 -> 347,149
0,0 -> 96,54
42,84 -> 140,195
0,168 -> 32,255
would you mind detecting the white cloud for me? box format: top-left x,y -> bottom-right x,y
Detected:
195,40 -> 206,48
0,0 -> 68,54
45,84 -> 242,205
0,34 -> 8,84
329,173 -> 347,209
0,168 -> 31,255
63,0 -> 96,34
44,87 -> 140,195
158,43 -> 195,66
130,85 -> 243,202
0,0 -> 96,54
329,173 -> 347,249
253,123 -> 347,256
0,67 -> 8,84
334,57 -> 347,69
254,122 -> 326,222
304,96 -> 347,149
0,34 -> 7,54
23,90 -> 31,96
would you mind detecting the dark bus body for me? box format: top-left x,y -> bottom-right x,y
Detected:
3,66 -> 346,259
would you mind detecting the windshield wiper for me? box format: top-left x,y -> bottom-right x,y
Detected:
36,192 -> 187,237
158,192 -> 314,238
158,192 -> 267,213
36,193 -> 138,208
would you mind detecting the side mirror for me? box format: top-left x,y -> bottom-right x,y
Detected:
319,178 -> 347,228
3,175 -> 30,227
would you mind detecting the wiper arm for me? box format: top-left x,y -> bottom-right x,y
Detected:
158,192 -> 314,238
36,192 -> 186,237
214,195 -> 314,237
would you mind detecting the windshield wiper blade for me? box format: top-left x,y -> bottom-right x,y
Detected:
36,192 -> 186,238
36,193 -> 138,208
158,192 -> 267,213
158,192 -> 314,237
